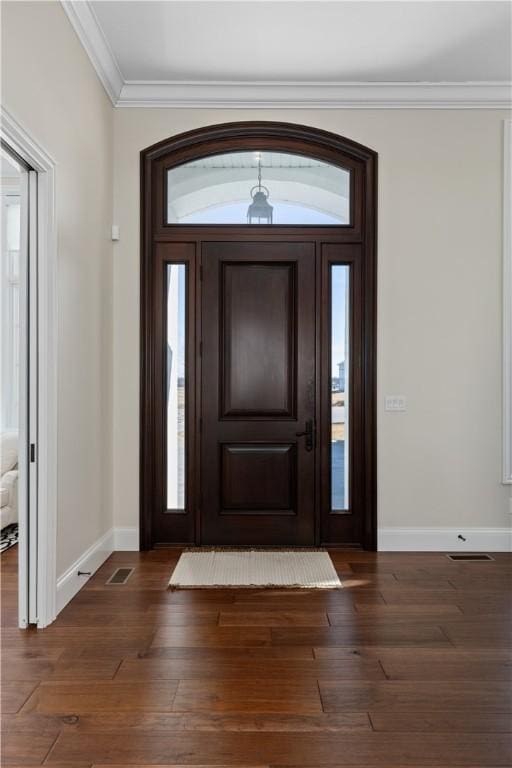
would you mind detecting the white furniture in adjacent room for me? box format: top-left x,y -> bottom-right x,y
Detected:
0,432 -> 18,529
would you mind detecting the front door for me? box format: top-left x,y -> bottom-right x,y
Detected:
140,122 -> 377,550
200,242 -> 316,545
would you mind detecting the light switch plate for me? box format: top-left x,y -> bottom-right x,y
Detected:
385,395 -> 406,412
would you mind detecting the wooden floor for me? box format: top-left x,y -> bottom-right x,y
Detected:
1,545 -> 512,767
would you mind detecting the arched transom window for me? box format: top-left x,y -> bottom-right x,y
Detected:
166,150 -> 350,225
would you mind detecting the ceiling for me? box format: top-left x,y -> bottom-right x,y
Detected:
61,1 -> 512,108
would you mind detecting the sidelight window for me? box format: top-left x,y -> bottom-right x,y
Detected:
166,151 -> 350,225
166,263 -> 186,510
331,265 -> 350,511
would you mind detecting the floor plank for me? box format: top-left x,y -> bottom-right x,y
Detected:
351,604 -> 464,618
440,621 -> 512,648
379,657 -> 512,681
21,681 -> 179,715
1,657 -> 122,682
1,713 -> 65,736
318,680 -> 512,712
116,656 -> 385,681
171,679 -> 323,714
219,610 -> 329,626
369,710 -> 512,733
45,731 -> 512,766
65,711 -> 372,733
54,610 -> 220,627
271,624 -> 451,646
313,646 -> 512,661
138,646 -> 315,660
152,626 -> 272,647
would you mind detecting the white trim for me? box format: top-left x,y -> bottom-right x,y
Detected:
503,120 -> 512,484
378,527 -> 512,552
117,80 -> 512,110
16,170 -> 29,629
113,526 -> 139,551
60,0 -> 123,105
27,169 -> 38,624
1,107 -> 58,628
57,3 -> 512,110
56,528 -> 114,614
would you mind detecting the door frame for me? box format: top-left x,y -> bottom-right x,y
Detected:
1,107 -> 58,627
140,121 -> 377,550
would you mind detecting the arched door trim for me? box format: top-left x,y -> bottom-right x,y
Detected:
140,121 -> 377,550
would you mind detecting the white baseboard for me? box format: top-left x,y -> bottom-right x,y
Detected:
378,526 -> 512,552
55,526 -> 139,617
56,527 -> 114,613
109,525 -> 512,552
113,526 -> 139,550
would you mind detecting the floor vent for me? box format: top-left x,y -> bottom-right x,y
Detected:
446,553 -> 494,561
106,567 -> 134,585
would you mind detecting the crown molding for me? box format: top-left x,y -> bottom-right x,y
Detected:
60,2 -> 511,110
117,80 -> 512,109
60,0 -> 123,104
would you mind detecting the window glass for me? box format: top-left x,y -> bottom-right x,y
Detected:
166,264 -> 186,510
331,265 -> 350,510
167,151 -> 350,225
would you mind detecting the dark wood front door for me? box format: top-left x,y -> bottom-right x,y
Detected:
201,242 -> 316,545
140,121 -> 377,550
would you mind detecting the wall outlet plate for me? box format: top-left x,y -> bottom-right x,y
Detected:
385,395 -> 406,412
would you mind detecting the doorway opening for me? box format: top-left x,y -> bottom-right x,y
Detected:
140,122 -> 377,550
1,109 -> 57,628
1,142 -> 37,626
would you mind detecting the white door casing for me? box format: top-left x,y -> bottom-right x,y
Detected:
1,107 -> 58,628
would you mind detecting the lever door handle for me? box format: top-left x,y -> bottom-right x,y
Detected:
295,420 -> 315,452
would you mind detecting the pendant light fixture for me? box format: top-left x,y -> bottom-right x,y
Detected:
247,154 -> 273,224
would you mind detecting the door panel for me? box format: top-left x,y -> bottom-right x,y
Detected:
201,242 -> 315,545
221,444 -> 296,513
222,263 -> 295,417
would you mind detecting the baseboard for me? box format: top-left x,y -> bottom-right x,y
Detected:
58,527 -> 508,567
113,526 -> 139,550
56,527 -> 114,613
378,526 -> 512,552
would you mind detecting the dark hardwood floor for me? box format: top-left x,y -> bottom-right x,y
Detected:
1,545 -> 511,766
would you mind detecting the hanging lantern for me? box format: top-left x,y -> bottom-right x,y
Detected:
247,155 -> 273,224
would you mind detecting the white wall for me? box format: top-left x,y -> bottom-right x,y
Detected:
113,108 -> 511,542
2,1 -> 509,555
1,1 -> 114,575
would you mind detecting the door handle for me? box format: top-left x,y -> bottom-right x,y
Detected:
296,420 -> 315,452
